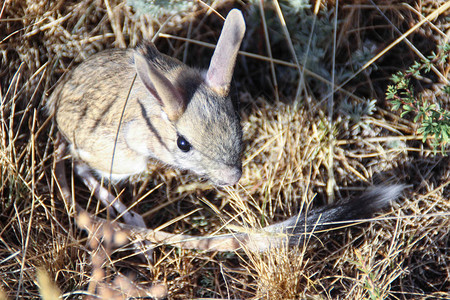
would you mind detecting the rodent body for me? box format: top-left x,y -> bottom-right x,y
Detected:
48,43 -> 242,185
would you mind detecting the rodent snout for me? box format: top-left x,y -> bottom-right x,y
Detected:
212,166 -> 242,186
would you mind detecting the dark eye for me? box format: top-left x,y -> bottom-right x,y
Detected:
177,135 -> 192,152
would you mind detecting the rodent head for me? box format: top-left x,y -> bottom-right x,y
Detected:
172,84 -> 243,186
134,49 -> 243,186
134,9 -> 245,186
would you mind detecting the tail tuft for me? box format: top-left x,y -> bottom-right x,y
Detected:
259,184 -> 405,249
327,184 -> 405,222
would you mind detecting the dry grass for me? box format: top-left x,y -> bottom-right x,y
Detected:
1,0 -> 449,299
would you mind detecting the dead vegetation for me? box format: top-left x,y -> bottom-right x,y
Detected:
1,0 -> 449,299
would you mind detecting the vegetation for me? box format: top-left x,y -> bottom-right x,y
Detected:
1,0 -> 449,299
386,43 -> 450,154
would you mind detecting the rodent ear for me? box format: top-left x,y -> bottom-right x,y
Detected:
134,52 -> 185,121
206,9 -> 246,96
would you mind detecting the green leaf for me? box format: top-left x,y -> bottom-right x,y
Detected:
392,103 -> 401,111
442,128 -> 449,141
401,111 -> 410,118
403,104 -> 414,112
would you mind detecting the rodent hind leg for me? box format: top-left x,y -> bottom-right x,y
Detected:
53,133 -> 146,228
73,162 -> 147,228
73,164 -> 155,260
53,134 -> 77,214
53,135 -> 154,261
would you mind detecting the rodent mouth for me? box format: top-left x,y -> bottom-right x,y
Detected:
213,180 -> 235,187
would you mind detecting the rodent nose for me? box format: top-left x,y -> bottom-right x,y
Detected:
214,166 -> 242,186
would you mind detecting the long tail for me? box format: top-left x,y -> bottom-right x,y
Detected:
79,185 -> 404,252
261,185 -> 405,250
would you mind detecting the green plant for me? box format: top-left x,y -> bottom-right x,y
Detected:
339,98 -> 377,134
386,43 -> 450,154
262,2 -> 379,98
353,250 -> 384,300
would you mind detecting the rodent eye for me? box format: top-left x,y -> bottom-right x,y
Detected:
177,136 -> 192,152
